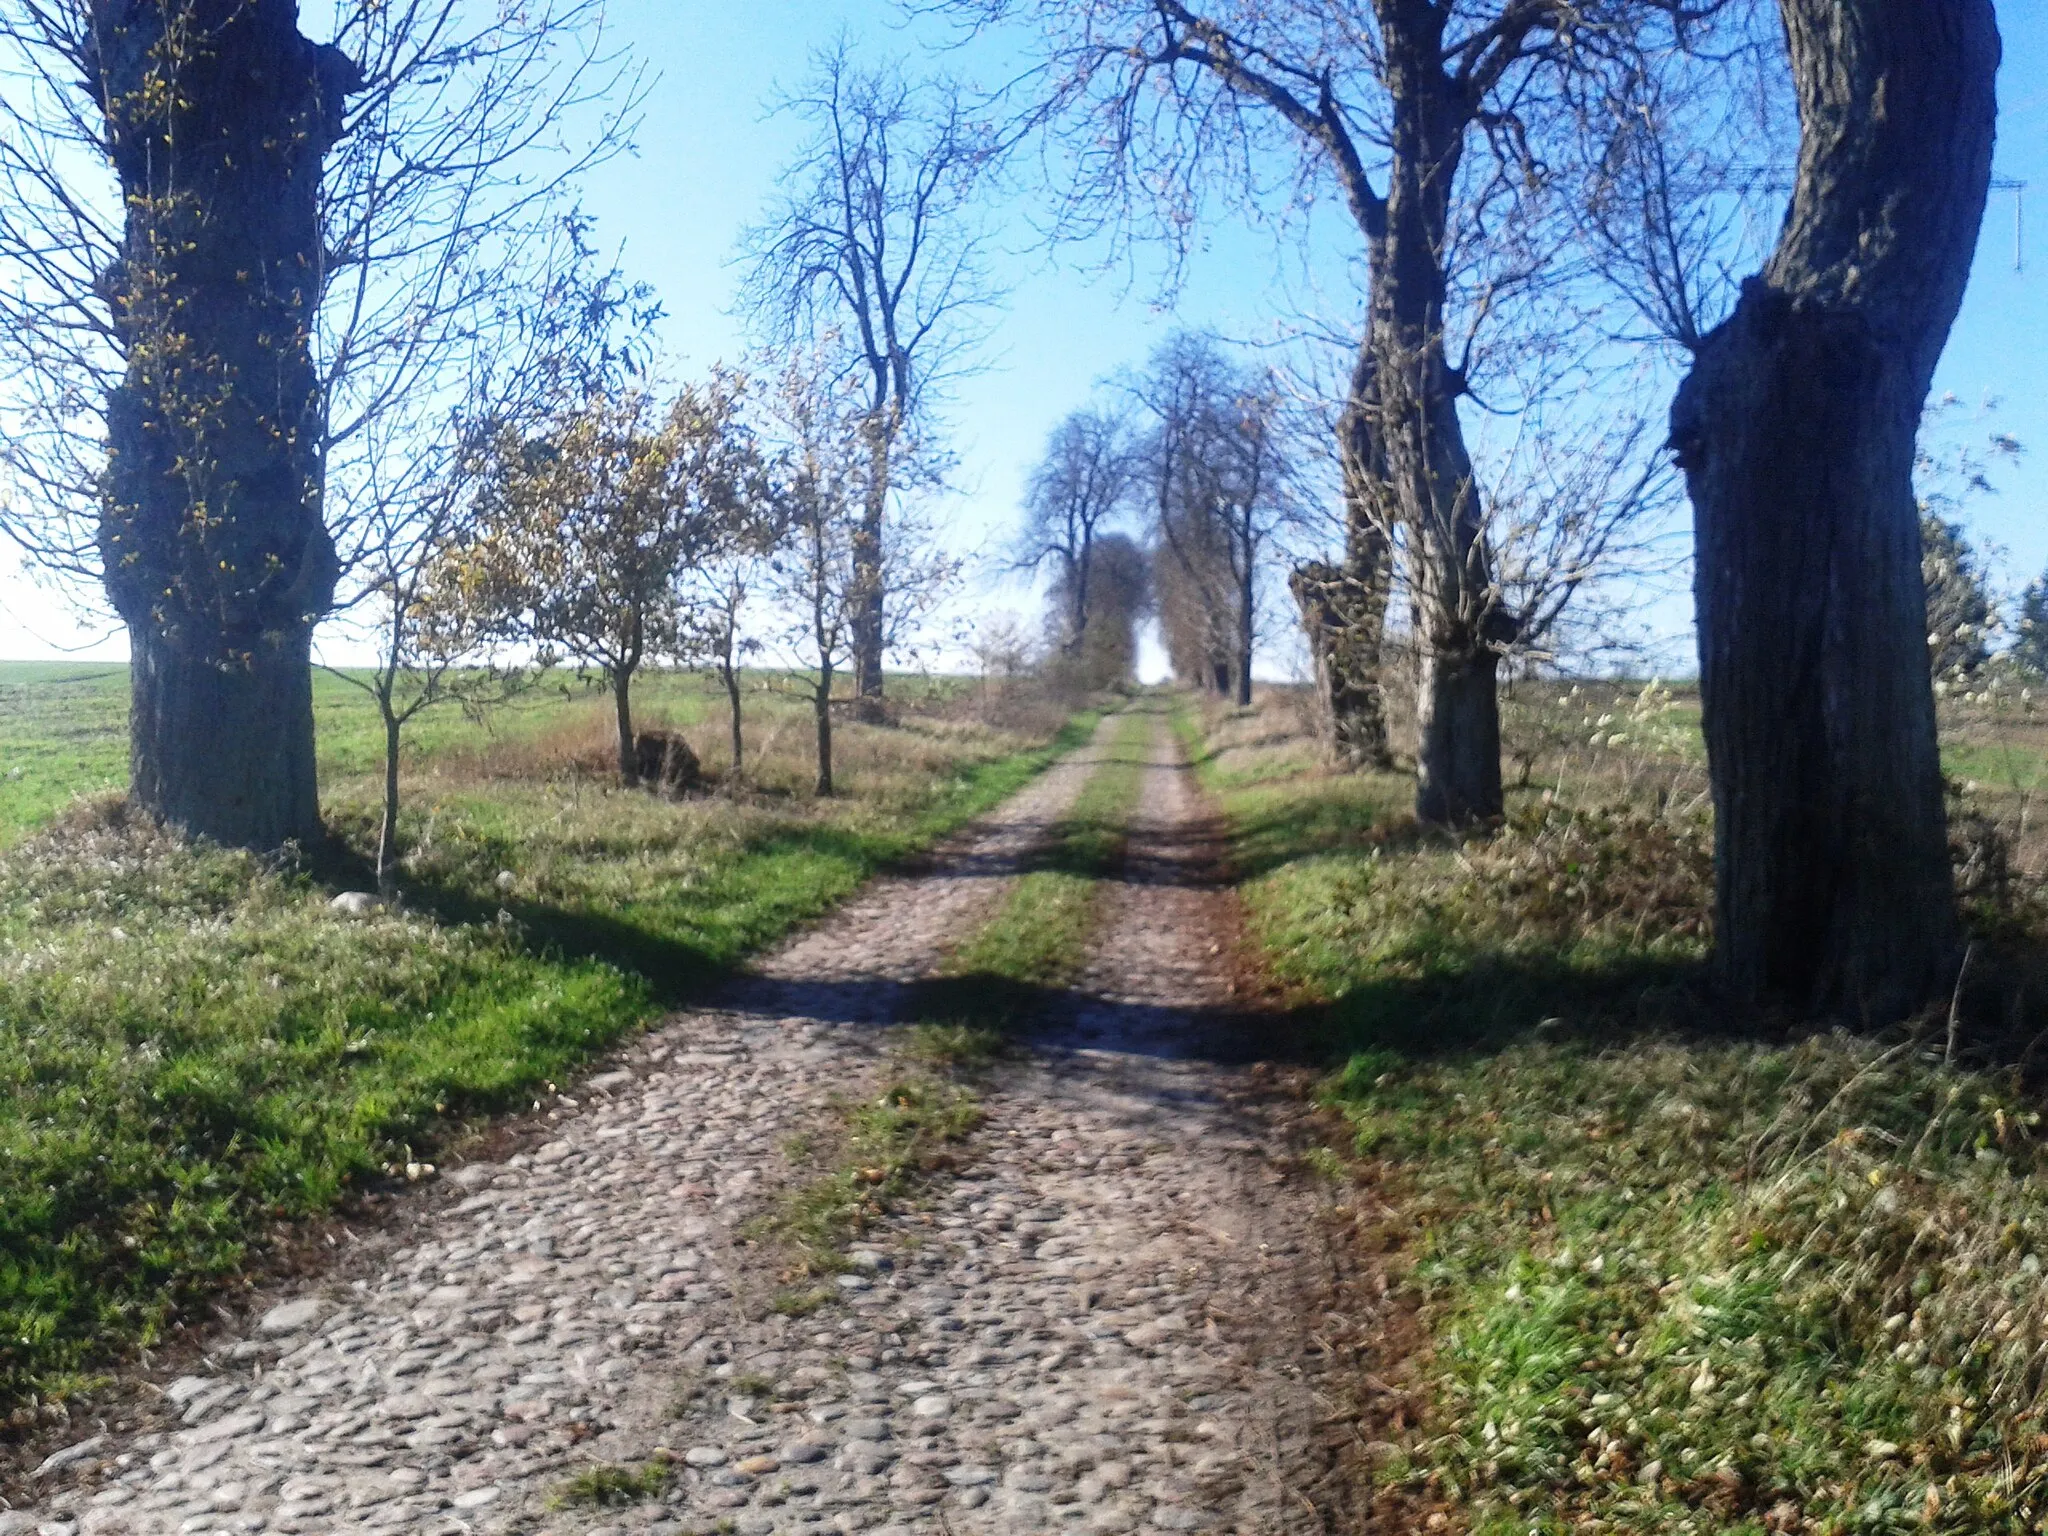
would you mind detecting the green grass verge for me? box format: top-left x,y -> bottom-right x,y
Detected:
0,690 -> 1095,1414
1335,1039 -> 2048,1536
1187,689 -> 2048,1535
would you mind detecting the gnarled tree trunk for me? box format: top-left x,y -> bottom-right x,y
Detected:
1371,0 -> 1505,825
1293,343 -> 1395,768
1668,0 -> 1996,1020
93,0 -> 360,850
1291,554 -> 1392,770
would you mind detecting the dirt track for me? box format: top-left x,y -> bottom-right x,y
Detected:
5,711 -> 1373,1536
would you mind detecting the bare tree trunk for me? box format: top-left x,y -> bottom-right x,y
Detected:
1291,556 -> 1392,769
128,631 -> 324,849
1236,541 -> 1254,708
1414,646 -> 1501,825
722,654 -> 745,776
851,415 -> 891,715
814,666 -> 835,797
94,0 -> 361,850
1669,0 -> 1995,1020
613,668 -> 637,784
1373,0 -> 1504,825
377,706 -> 402,894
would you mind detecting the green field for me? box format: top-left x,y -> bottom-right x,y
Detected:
0,661 -> 849,845
0,659 -> 1087,1413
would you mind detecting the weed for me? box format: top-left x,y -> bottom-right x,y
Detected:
1299,1144 -> 1349,1184
770,1287 -> 834,1318
901,1022 -> 1007,1070
548,1459 -> 674,1509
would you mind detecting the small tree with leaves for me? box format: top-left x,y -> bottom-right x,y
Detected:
455,373 -> 772,784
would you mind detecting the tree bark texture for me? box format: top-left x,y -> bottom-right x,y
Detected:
1317,344 -> 1397,766
851,415 -> 892,713
613,670 -> 638,784
1235,549 -> 1254,707
1290,557 -> 1393,769
814,667 -> 835,797
377,707 -> 401,893
1414,645 -> 1501,826
1668,0 -> 1997,1020
723,662 -> 745,775
1369,0 -> 1506,825
92,0 -> 360,849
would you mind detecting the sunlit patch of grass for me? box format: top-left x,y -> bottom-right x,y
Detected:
1193,685 -> 2048,1534
1336,1037 -> 2048,1536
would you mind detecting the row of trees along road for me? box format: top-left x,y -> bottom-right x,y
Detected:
0,0 -> 2008,1025
950,0 -> 2003,1024
1016,332 -> 1306,706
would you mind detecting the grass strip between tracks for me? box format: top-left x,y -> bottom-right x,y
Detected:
754,706 -> 1155,1314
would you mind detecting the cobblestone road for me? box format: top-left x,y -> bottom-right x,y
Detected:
6,714 -> 1356,1536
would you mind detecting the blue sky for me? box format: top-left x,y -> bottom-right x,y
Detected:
2,0 -> 2044,674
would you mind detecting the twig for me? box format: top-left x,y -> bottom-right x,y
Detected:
1948,941 -> 1977,1066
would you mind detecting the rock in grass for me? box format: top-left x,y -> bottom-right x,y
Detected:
329,891 -> 384,918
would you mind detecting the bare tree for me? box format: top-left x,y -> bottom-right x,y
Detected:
739,41 -> 999,716
1015,406 -> 1137,655
1667,0 -> 1998,1019
1135,333 -> 1291,706
0,0 -> 635,849
928,0 -> 1718,822
1044,531 -> 1150,691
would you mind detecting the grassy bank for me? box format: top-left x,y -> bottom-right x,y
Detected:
1186,686 -> 2048,1536
0,669 -> 1089,1417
